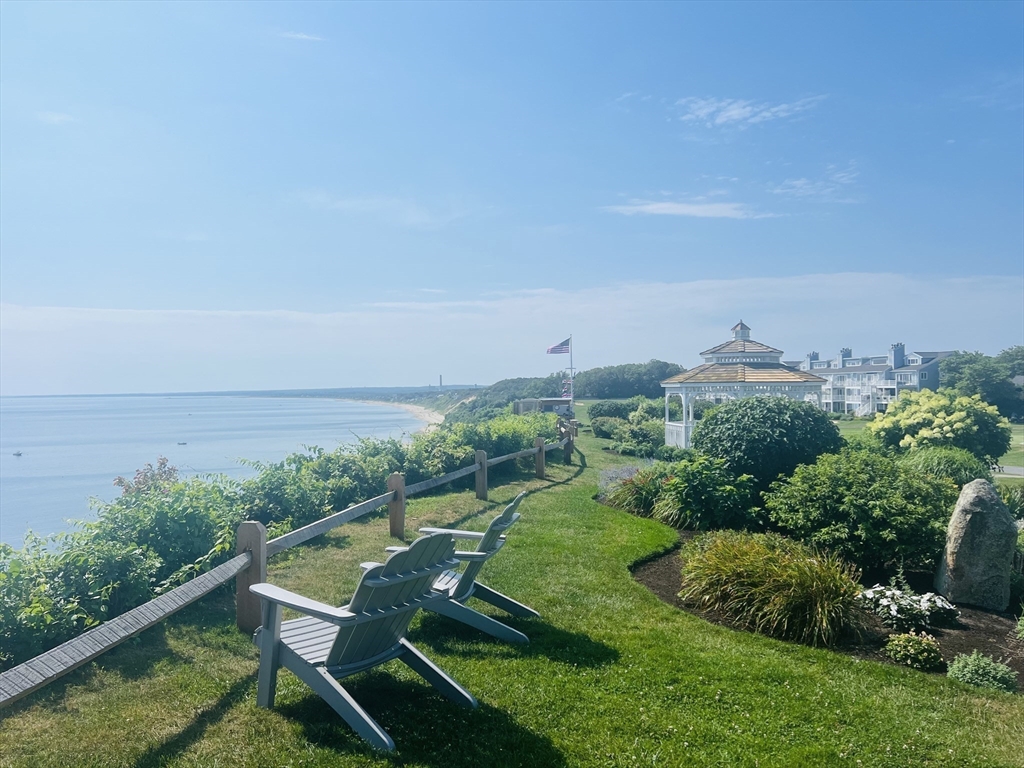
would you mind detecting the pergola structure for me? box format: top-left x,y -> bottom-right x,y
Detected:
662,321 -> 825,448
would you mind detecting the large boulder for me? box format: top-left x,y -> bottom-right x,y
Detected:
934,479 -> 1017,610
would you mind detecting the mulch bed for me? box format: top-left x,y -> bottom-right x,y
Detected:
632,537 -> 1024,681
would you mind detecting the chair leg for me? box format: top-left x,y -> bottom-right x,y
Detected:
427,597 -> 530,644
287,661 -> 396,751
398,638 -> 477,709
472,583 -> 540,618
255,606 -> 281,708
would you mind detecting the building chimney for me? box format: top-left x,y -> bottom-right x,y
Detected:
889,343 -> 905,369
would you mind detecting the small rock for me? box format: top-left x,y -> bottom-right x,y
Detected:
934,479 -> 1017,611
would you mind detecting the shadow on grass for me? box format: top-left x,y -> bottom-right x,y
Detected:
281,669 -> 567,767
131,673 -> 255,768
415,613 -> 619,668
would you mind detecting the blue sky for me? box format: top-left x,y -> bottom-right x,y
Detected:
1,2 -> 1022,395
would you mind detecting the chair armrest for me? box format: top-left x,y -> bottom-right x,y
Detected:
418,527 -> 486,540
384,546 -> 409,554
360,561 -> 385,570
452,551 -> 491,562
249,583 -> 355,624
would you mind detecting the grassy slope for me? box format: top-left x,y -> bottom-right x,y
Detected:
2,416 -> 1022,767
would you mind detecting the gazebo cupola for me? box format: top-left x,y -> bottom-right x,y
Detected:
659,321 -> 825,448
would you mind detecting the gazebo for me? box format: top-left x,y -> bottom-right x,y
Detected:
662,321 -> 825,448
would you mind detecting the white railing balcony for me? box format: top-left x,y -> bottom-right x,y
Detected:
665,421 -> 688,449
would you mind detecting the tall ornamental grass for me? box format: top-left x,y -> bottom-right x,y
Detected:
679,531 -> 864,647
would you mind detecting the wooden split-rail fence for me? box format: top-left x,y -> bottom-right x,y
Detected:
0,426 -> 575,709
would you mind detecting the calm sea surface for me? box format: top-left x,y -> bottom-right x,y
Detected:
0,395 -> 426,547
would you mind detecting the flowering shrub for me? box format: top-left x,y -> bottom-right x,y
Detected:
858,584 -> 959,632
884,632 -> 944,671
947,650 -> 1018,693
867,389 -> 1011,464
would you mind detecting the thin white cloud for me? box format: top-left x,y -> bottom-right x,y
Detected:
772,162 -> 859,201
676,95 -> 826,127
36,112 -> 75,125
6,273 -> 1018,395
604,200 -> 773,219
280,31 -> 324,41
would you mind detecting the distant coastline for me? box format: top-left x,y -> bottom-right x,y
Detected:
356,400 -> 444,431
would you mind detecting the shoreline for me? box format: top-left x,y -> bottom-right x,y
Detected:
355,400 -> 444,432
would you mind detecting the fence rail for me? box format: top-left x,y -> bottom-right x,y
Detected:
0,552 -> 253,708
0,422 -> 577,710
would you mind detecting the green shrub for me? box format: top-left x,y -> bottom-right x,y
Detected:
867,389 -> 1011,464
651,456 -> 757,531
679,531 -> 863,647
765,449 -> 959,571
587,401 -> 634,420
947,650 -> 1018,693
898,446 -> 993,488
691,396 -> 843,492
884,632 -> 944,671
654,445 -> 697,462
1017,612 -> 1023,641
605,463 -> 674,517
591,416 -> 627,439
612,418 -> 665,457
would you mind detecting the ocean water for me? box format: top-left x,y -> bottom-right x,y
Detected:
0,395 -> 426,547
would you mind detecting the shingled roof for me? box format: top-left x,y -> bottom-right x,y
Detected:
699,338 -> 783,356
662,363 -> 825,385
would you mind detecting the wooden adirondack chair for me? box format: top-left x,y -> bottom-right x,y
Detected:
384,492 -> 539,644
250,532 -> 477,751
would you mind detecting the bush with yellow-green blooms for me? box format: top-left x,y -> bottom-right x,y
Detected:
867,389 -> 1011,465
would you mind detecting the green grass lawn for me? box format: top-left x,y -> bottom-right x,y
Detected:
2,422 -> 1022,767
1001,424 -> 1024,467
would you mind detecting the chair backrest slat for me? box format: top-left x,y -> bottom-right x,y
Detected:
326,533 -> 456,667
453,493 -> 525,600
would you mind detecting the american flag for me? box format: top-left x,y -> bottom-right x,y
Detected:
546,338 -> 571,354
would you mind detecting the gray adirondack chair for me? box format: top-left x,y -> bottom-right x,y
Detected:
250,532 -> 477,751
384,492 -> 539,644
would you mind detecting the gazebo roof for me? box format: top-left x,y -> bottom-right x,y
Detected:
662,363 -> 824,386
699,338 -> 783,356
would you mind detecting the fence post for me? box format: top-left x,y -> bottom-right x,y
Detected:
475,450 -> 488,500
236,521 -> 267,635
388,472 -> 406,540
563,431 -> 573,465
535,436 -> 546,479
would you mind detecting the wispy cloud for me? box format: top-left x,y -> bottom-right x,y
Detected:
771,162 -> 859,201
3,273 -> 1019,395
604,199 -> 773,219
36,112 -> 76,125
303,192 -> 468,228
676,95 -> 825,127
948,71 -> 1024,110
280,31 -> 324,41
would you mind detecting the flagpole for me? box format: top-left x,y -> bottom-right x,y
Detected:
569,334 -> 574,406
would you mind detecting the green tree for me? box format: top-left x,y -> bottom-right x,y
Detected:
691,396 -> 843,492
765,449 -> 959,571
997,345 -> 1024,378
867,389 -> 1011,464
940,351 -> 1021,418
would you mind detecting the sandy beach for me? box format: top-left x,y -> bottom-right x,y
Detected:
357,400 -> 444,432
